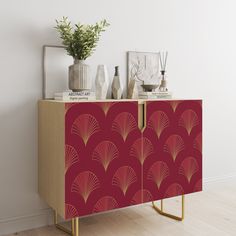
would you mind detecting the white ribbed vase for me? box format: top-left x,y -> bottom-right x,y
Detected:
69,60 -> 91,91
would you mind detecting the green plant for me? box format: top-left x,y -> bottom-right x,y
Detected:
55,17 -> 110,60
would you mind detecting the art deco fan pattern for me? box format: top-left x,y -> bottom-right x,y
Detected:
112,166 -> 137,195
111,112 -> 137,141
131,189 -> 153,205
130,137 -> 154,165
147,161 -> 170,189
65,100 -> 202,219
179,109 -> 199,135
164,135 -> 185,161
97,102 -> 115,116
71,114 -> 100,145
164,183 -> 184,198
92,141 -> 119,171
65,145 -> 79,173
143,100 -> 202,202
147,111 -> 170,138
179,157 -> 199,183
71,171 -> 100,203
93,196 -> 118,213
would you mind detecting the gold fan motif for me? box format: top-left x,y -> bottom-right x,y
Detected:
97,102 -> 116,116
112,166 -> 137,195
92,141 -> 119,171
168,101 -> 182,112
147,111 -> 170,138
111,112 -> 137,141
179,157 -> 199,183
71,171 -> 100,203
164,134 -> 185,161
164,183 -> 184,198
131,189 -> 153,204
130,137 -> 154,165
179,109 -> 199,135
93,196 -> 118,213
147,161 -> 169,189
193,133 -> 202,153
71,114 -> 100,145
65,145 -> 79,173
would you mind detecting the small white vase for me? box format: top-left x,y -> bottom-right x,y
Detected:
95,65 -> 109,100
69,59 -> 91,91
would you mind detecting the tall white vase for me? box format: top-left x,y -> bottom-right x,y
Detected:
69,60 -> 91,91
95,65 -> 109,100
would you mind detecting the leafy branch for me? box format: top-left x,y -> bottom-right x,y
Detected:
55,17 -> 110,60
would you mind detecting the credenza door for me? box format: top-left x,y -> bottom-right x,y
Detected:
65,101 -> 142,219
142,100 -> 202,203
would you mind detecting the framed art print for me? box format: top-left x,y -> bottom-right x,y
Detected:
127,51 -> 159,91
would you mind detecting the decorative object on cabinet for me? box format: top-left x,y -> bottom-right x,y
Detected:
141,84 -> 159,92
39,99 -> 202,236
139,91 -> 172,99
42,45 -> 72,99
55,17 -> 110,91
127,79 -> 138,99
112,66 -> 123,99
68,60 -> 91,91
95,65 -> 109,100
54,90 -> 95,101
127,51 -> 159,92
159,51 -> 168,92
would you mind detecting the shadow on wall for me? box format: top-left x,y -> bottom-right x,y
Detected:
0,98 -> 49,218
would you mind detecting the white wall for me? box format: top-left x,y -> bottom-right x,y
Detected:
1,0 -> 236,234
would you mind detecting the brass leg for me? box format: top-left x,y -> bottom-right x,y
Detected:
71,218 -> 75,236
152,195 -> 185,221
54,210 -> 78,235
74,217 -> 79,236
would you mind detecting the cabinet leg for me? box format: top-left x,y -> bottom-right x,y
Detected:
74,217 -> 79,236
54,210 -> 79,235
152,195 -> 185,221
71,218 -> 75,236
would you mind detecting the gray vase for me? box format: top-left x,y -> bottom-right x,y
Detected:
69,59 -> 91,91
112,66 -> 123,99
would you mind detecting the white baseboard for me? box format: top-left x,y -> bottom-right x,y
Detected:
0,208 -> 52,236
203,172 -> 236,184
1,173 -> 236,236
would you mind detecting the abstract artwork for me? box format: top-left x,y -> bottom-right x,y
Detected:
127,51 -> 159,91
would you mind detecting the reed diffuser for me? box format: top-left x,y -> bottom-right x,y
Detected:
159,51 -> 168,92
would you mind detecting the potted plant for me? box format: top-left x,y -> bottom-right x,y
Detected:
55,17 -> 109,91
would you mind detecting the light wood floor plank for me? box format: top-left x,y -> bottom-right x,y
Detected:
5,180 -> 236,236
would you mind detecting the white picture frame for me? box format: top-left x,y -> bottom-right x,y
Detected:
127,51 -> 159,92
42,45 -> 73,99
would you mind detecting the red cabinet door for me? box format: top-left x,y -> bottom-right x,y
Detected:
65,102 -> 142,219
64,100 -> 202,219
142,100 -> 202,203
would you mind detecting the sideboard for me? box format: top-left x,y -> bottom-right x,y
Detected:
38,99 -> 202,236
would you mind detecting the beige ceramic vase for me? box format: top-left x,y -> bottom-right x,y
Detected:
69,59 -> 91,91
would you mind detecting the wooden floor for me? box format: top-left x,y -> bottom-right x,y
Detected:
6,180 -> 236,236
